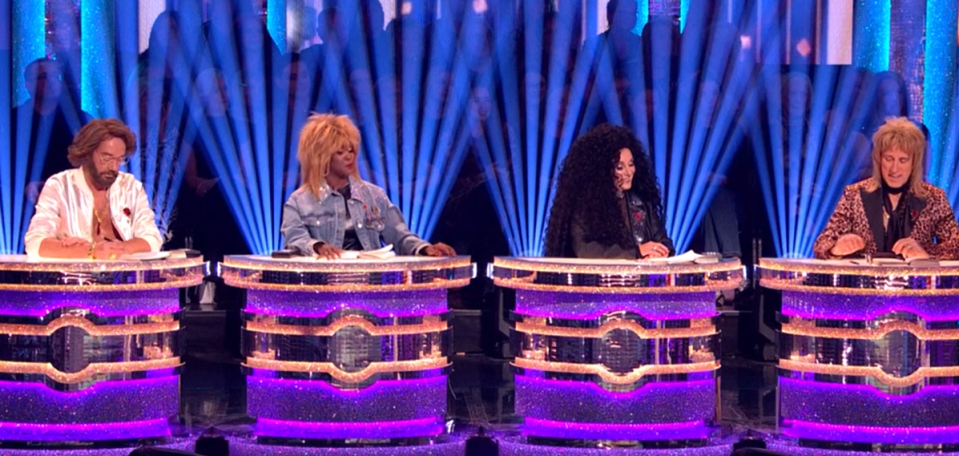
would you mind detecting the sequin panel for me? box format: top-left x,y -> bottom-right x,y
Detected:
245,290 -> 449,318
0,441 -> 196,456
515,290 -> 716,320
0,418 -> 170,441
0,290 -> 180,318
522,417 -> 711,440
516,376 -> 714,424
499,439 -> 732,456
254,417 -> 443,439
0,376 -> 177,424
780,419 -> 959,444
781,291 -> 959,321
767,441 -> 959,456
248,376 -> 446,423
780,377 -> 959,428
230,438 -> 465,456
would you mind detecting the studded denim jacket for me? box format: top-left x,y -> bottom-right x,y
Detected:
281,176 -> 429,256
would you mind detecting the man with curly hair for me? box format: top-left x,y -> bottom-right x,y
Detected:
24,119 -> 162,259
545,123 -> 673,259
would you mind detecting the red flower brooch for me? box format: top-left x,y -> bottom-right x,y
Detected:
911,209 -> 918,220
123,208 -> 132,218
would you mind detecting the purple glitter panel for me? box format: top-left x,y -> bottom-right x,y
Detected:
767,440 -> 959,456
500,440 -> 732,456
0,290 -> 180,318
255,417 -> 443,439
515,290 -> 716,320
781,419 -> 959,444
246,290 -> 448,318
0,377 -> 177,424
516,376 -> 715,424
0,440 -> 196,456
523,417 -> 710,441
248,376 -> 446,422
0,418 -> 170,441
782,291 -> 959,321
780,377 -> 959,428
231,437 -> 465,456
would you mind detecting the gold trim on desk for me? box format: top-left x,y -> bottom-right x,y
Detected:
0,315 -> 178,336
779,358 -> 959,388
245,314 -> 448,337
512,358 -> 719,385
0,358 -> 182,384
515,318 -> 718,339
244,357 -> 450,383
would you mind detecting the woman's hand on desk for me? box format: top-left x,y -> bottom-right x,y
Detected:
640,241 -> 669,259
313,243 -> 343,260
892,238 -> 929,260
422,243 -> 456,257
831,234 -> 865,257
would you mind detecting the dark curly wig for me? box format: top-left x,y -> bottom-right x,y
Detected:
544,124 -> 664,257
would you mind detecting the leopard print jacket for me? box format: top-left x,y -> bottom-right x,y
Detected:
813,179 -> 959,259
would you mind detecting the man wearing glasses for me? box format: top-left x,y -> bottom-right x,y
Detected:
24,119 -> 162,259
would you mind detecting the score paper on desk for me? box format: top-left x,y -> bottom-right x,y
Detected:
644,250 -> 704,264
335,244 -> 396,260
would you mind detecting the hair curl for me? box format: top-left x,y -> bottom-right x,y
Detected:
67,119 -> 137,167
544,124 -> 663,257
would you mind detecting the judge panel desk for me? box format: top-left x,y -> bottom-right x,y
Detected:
220,255 -> 472,455
760,258 -> 959,452
491,256 -> 743,455
0,254 -> 203,448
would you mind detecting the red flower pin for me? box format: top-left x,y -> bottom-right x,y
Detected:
911,209 -> 918,220
123,208 -> 132,218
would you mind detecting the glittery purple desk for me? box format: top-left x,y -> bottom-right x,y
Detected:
491,257 -> 743,447
0,254 -> 204,443
220,255 -> 472,445
760,258 -> 959,449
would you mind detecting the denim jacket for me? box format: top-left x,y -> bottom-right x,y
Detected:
281,176 -> 429,256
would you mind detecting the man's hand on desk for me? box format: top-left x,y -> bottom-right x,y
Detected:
892,238 -> 930,261
422,243 -> 456,257
59,237 -> 90,248
831,234 -> 865,257
93,241 -> 128,260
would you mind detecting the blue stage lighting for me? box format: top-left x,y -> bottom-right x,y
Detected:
267,0 -> 288,53
635,0 -> 649,33
852,0 -> 889,73
2,0 -> 45,254
924,0 -> 958,193
81,0 -> 118,118
749,18 -> 876,258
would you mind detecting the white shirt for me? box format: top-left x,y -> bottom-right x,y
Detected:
24,168 -> 163,257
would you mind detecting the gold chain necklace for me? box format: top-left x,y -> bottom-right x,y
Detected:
93,203 -> 109,237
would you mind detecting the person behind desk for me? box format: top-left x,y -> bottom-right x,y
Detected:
281,114 -> 456,259
24,119 -> 162,259
813,117 -> 959,260
545,123 -> 674,259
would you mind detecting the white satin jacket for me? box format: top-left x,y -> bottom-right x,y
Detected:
24,168 -> 163,257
